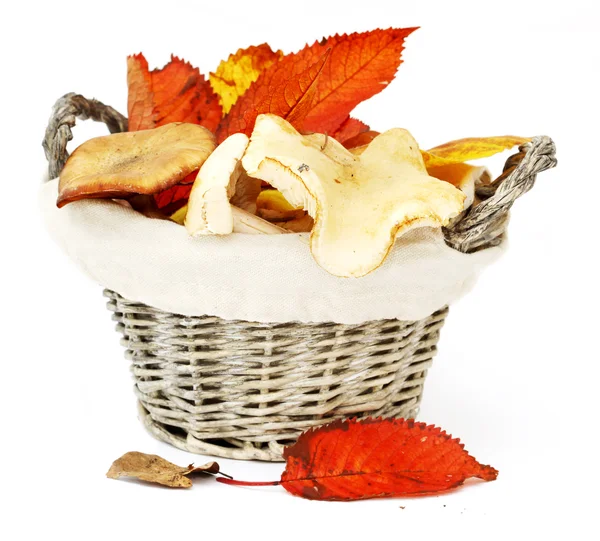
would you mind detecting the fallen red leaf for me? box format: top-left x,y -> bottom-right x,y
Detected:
216,49 -> 330,142
127,54 -> 222,132
218,417 -> 497,501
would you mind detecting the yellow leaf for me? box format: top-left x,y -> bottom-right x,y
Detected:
210,44 -> 283,115
257,189 -> 302,212
170,204 -> 188,225
422,135 -> 530,167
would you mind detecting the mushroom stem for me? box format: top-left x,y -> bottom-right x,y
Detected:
232,206 -> 287,234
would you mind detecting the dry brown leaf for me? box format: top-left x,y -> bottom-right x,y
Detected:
106,451 -> 220,489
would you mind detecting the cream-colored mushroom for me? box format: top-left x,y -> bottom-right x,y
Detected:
185,133 -> 250,235
57,123 -> 215,208
231,206 -> 287,234
243,114 -> 465,277
173,202 -> 287,234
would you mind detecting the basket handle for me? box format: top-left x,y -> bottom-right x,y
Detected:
42,93 -> 556,254
443,136 -> 557,252
43,93 -> 128,179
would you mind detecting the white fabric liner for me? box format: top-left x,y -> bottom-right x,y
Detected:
41,178 -> 504,324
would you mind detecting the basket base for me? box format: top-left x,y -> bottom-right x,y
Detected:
106,290 -> 447,462
137,400 -> 422,461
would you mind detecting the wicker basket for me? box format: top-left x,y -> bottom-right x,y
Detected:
43,93 -> 557,461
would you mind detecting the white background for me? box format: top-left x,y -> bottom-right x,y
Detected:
1,1 -> 599,539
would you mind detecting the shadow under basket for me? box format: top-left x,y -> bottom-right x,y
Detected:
44,93 -> 557,461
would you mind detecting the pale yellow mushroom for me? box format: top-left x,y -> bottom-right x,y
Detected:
57,123 -> 215,208
242,114 -> 465,277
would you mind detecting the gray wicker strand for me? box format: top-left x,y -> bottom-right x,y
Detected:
43,93 -> 128,179
105,290 -> 448,461
43,93 -> 556,461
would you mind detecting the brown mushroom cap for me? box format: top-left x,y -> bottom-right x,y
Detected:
57,123 -> 216,208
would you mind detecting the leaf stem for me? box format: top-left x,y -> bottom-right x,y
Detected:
216,477 -> 280,487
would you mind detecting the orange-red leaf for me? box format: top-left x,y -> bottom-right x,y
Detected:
300,28 -> 418,134
127,54 -> 222,132
216,50 -> 330,142
127,55 -> 154,131
331,117 -> 370,143
422,135 -> 531,167
342,129 -> 380,149
217,29 -> 415,141
218,417 -> 497,501
210,44 -> 283,115
280,418 -> 497,501
153,170 -> 197,211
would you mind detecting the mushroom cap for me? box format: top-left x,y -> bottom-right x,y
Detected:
243,114 -> 465,277
57,123 -> 216,208
185,133 -> 249,235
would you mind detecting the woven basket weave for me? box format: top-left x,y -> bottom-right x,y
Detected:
43,93 -> 557,461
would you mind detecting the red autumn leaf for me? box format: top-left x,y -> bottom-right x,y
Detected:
218,417 -> 497,501
342,130 -> 381,149
127,54 -> 222,132
331,117 -> 370,143
216,28 -> 415,142
216,50 -> 330,142
300,28 -> 418,134
153,170 -> 197,210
